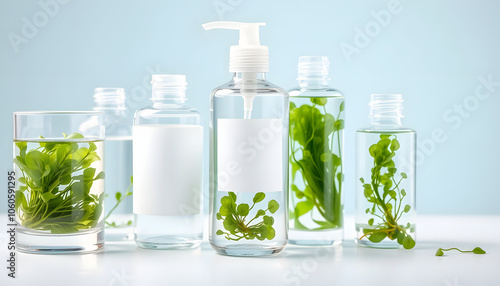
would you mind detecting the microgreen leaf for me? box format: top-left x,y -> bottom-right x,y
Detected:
237,203 -> 249,216
253,192 -> 265,203
368,231 -> 387,243
435,248 -> 444,256
402,235 -> 416,249
473,247 -> 486,254
268,200 -> 279,214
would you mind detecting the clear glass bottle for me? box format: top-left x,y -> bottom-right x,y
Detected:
133,75 -> 203,249
204,21 -> 289,257
288,56 -> 344,246
93,88 -> 133,241
355,94 -> 416,249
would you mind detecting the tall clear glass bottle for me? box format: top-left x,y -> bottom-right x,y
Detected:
133,75 -> 203,249
93,88 -> 133,241
288,56 -> 344,246
203,21 -> 289,256
355,94 -> 416,249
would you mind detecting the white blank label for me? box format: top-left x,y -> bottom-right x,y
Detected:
217,119 -> 283,193
133,125 -> 203,216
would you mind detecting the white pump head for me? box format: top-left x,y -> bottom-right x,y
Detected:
202,21 -> 268,73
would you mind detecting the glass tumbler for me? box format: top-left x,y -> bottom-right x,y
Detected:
13,111 -> 105,254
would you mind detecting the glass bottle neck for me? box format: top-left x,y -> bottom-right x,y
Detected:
93,106 -> 126,114
370,116 -> 402,127
152,99 -> 186,107
232,72 -> 267,81
298,78 -> 330,90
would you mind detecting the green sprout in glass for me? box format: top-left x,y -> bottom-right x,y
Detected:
216,192 -> 279,241
104,176 -> 133,228
359,134 -> 415,249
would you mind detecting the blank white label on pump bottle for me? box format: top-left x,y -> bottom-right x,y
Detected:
217,119 -> 283,193
133,125 -> 203,216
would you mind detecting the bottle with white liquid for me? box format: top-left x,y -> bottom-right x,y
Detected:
93,88 -> 133,241
133,75 -> 203,249
203,21 -> 289,256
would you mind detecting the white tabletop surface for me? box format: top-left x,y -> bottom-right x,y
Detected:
1,215 -> 499,286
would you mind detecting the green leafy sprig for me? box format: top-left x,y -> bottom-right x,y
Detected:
359,134 -> 415,249
289,98 -> 344,230
436,247 -> 486,256
216,192 -> 279,241
14,133 -> 105,234
104,176 -> 133,228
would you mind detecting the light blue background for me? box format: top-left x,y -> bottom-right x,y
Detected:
1,0 -> 499,214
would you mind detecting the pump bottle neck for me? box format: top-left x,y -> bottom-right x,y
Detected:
232,72 -> 267,81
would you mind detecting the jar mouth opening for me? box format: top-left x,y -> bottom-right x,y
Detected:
13,111 -> 104,115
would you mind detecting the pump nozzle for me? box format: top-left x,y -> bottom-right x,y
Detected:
202,21 -> 265,45
203,21 -> 269,119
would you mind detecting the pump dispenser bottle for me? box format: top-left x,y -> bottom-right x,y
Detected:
203,21 -> 289,256
355,94 -> 416,249
93,88 -> 133,241
133,75 -> 203,249
288,57 -> 344,246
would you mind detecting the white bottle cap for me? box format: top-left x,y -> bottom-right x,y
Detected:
202,21 -> 269,73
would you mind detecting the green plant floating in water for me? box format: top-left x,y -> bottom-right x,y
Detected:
359,134 -> 415,249
216,192 -> 279,241
14,133 -> 105,234
104,176 -> 133,228
289,98 -> 344,230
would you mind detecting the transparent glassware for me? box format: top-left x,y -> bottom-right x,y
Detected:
133,75 -> 203,249
13,111 -> 105,254
288,56 -> 344,246
93,88 -> 133,241
355,94 -> 416,249
209,72 -> 289,256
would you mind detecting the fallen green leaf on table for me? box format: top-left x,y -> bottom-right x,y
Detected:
435,247 -> 486,256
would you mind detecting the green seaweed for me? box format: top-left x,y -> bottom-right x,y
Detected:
14,133 -> 104,234
289,98 -> 344,230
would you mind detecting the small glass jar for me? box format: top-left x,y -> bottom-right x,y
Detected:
13,111 -> 105,254
355,94 -> 416,249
